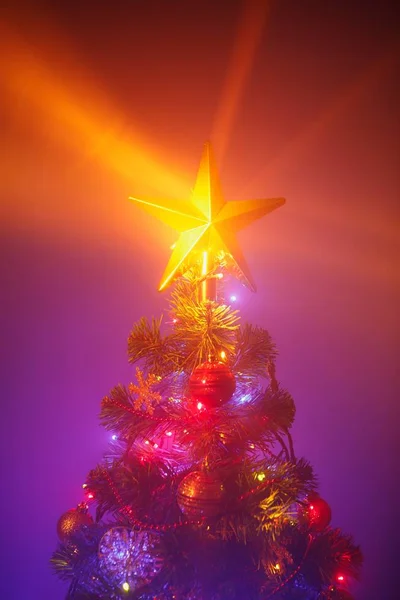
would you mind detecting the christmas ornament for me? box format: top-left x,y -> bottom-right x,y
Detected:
129,141 -> 285,291
98,527 -> 164,591
57,503 -> 93,543
128,367 -> 162,414
300,494 -> 332,531
177,470 -> 225,518
189,361 -> 236,407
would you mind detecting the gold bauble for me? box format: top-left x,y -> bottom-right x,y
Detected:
177,471 -> 225,518
57,504 -> 93,543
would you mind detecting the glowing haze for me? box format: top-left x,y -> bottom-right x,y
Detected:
0,1 -> 398,599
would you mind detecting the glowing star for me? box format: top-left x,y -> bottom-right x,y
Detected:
129,141 -> 285,291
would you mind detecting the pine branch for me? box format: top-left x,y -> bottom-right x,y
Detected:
127,316 -> 178,375
169,276 -> 240,370
262,388 -> 296,432
300,528 -> 363,588
100,384 -> 178,441
233,324 -> 277,380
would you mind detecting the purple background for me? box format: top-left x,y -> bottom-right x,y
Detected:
1,1 -> 398,598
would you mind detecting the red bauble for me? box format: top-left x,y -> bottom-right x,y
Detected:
57,504 -> 93,543
301,494 -> 332,531
189,361 -> 236,408
177,471 -> 225,518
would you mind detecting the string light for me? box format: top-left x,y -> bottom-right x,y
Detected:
111,434 -> 118,441
230,295 -> 237,302
166,431 -> 173,437
220,350 -> 226,359
197,402 -> 203,410
122,582 -> 130,592
337,574 -> 345,582
257,472 -> 266,481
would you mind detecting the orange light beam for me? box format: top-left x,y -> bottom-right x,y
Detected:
0,24 -> 188,198
211,0 -> 271,164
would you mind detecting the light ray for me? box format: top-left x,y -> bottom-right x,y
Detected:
241,42 -> 399,196
211,0 -> 271,163
0,23 -> 188,198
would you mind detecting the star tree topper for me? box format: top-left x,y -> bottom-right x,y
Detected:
129,142 -> 285,292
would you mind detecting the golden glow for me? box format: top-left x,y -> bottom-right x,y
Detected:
220,350 -> 226,360
257,472 -> 266,481
201,251 -> 209,301
201,251 -> 209,276
274,563 -> 280,571
122,582 -> 130,592
130,142 -> 285,291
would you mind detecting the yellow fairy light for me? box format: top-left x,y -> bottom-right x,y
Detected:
257,472 -> 266,481
274,563 -> 280,571
129,142 -> 285,292
220,350 -> 226,359
122,582 -> 130,592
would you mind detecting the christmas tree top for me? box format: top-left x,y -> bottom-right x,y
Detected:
51,142 -> 362,600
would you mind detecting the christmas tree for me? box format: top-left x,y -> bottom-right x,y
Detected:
52,142 -> 362,599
